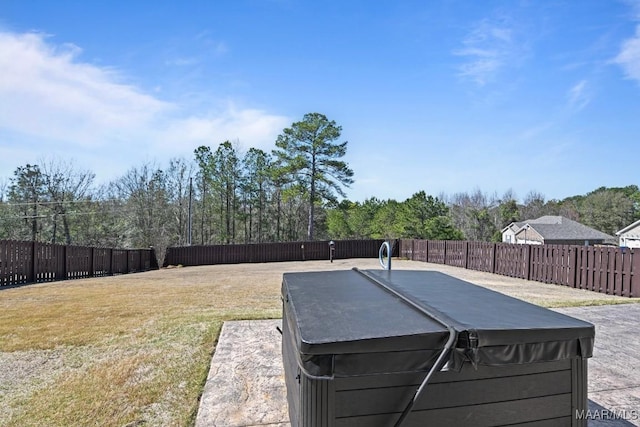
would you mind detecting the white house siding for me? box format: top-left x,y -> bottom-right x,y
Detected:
618,221 -> 640,248
621,235 -> 640,248
502,229 -> 517,243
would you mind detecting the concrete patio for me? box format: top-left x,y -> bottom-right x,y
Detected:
196,303 -> 640,427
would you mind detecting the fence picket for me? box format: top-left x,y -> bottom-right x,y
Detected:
164,239 -> 391,266
0,239 -> 155,288
399,240 -> 637,298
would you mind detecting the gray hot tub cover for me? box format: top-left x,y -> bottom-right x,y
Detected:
282,269 -> 594,377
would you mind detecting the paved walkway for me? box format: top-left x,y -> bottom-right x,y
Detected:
556,304 -> 640,426
196,319 -> 289,427
196,304 -> 640,426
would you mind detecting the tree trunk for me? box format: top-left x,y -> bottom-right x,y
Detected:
308,160 -> 316,240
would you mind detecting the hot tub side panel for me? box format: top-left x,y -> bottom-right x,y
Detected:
283,302 -> 335,427
284,308 -> 588,426
332,357 -> 588,427
284,355 -> 588,426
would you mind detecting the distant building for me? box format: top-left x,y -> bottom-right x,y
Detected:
501,222 -> 522,244
501,216 -> 615,246
616,219 -> 640,248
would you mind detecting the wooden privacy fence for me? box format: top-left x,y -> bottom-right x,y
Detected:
164,239 -> 394,267
0,240 -> 157,287
400,239 -> 640,298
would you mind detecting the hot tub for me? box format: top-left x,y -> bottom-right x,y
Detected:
281,269 -> 594,427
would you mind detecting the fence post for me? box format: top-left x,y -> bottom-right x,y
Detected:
443,241 -> 447,265
492,243 -> 497,274
62,244 -> 68,280
631,249 -> 640,298
568,247 -> 577,288
89,247 -> 95,277
463,241 -> 469,270
524,244 -> 531,281
29,241 -> 37,284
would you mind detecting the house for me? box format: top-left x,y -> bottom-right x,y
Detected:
501,217 -> 560,244
502,216 -> 615,246
501,222 -> 524,243
616,219 -> 640,248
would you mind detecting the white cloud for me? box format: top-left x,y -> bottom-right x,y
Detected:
567,79 -> 590,112
194,30 -> 229,56
0,31 -> 289,181
0,31 -> 171,147
518,121 -> 554,141
159,106 -> 290,154
614,25 -> 640,82
453,18 -> 520,86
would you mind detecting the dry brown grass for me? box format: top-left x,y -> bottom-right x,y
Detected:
0,258 -> 636,426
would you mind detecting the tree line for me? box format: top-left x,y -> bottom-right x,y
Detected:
325,186 -> 640,243
1,112 -> 638,266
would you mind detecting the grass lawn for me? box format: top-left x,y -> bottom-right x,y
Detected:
0,258 -> 636,426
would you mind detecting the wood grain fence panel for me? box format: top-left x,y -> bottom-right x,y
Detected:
414,240 -> 427,262
467,242 -> 494,273
35,242 -> 56,282
163,239 -> 386,267
586,249 -> 595,292
535,244 -> 571,287
1,241 -> 154,287
614,250 -> 623,296
538,245 -> 546,282
14,241 -> 30,285
530,245 -> 538,281
0,241 -> 6,286
592,248 -> 602,293
578,247 -> 587,290
68,246 -> 91,279
444,241 -> 465,268
621,249 -> 633,297
574,247 -> 582,289
606,247 -> 616,295
392,243 -> 640,298
400,239 -> 413,260
548,245 -> 556,283
599,248 -> 609,293
428,241 -> 445,264
112,249 -> 127,274
567,247 -> 577,288
631,249 -> 640,297
548,246 -> 557,284
495,243 -> 527,279
130,250 -> 141,272
93,248 -> 110,276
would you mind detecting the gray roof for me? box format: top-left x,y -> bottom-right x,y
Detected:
526,215 -> 564,225
521,216 -> 614,241
503,216 -> 564,233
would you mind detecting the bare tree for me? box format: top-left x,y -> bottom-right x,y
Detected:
7,164 -> 44,241
114,162 -> 173,266
521,190 -> 546,220
40,157 -> 95,244
165,158 -> 196,246
448,189 -> 498,241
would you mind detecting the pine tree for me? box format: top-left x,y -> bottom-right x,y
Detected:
273,113 -> 354,240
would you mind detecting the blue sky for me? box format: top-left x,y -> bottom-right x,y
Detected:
1,0 -> 639,203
